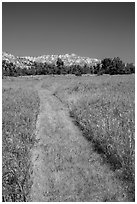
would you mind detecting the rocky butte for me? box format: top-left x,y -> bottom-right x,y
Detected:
2,52 -> 101,69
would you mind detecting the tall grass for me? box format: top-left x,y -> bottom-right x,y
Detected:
55,75 -> 135,201
2,88 -> 40,201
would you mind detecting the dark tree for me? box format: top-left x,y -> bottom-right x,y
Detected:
56,57 -> 64,75
126,63 -> 135,74
75,65 -> 82,76
56,57 -> 64,67
101,57 -> 126,75
101,58 -> 113,74
93,63 -> 103,75
111,57 -> 125,74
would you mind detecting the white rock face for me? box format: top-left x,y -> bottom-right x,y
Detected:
2,52 -> 101,68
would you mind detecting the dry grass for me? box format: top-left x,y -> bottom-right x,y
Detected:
2,74 -> 135,201
2,87 -> 40,201
55,74 -> 135,201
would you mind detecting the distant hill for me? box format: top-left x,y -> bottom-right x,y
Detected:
2,52 -> 101,69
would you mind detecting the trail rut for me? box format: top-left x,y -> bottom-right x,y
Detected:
29,82 -> 127,202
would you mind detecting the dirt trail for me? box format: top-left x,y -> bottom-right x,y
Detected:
29,81 -> 127,202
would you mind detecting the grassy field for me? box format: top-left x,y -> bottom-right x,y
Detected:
2,79 -> 40,201
54,74 -> 135,201
2,74 -> 135,201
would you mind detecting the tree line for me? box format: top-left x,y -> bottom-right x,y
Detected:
2,57 -> 135,77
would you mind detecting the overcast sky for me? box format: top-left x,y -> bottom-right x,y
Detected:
2,2 -> 135,63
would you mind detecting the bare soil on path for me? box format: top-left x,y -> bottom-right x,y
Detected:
29,81 -> 127,202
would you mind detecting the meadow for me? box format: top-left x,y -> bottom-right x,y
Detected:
2,74 -> 135,201
54,74 -> 135,201
2,78 -> 40,201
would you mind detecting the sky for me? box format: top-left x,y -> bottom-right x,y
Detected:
2,2 -> 135,63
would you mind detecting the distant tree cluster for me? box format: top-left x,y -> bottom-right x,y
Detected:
2,57 -> 135,77
100,57 -> 135,75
